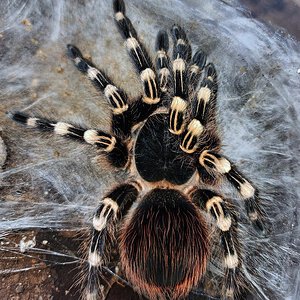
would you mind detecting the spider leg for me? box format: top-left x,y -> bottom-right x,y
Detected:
199,150 -> 264,232
191,189 -> 241,299
9,112 -> 128,168
191,63 -> 218,126
171,24 -> 192,99
179,63 -> 219,154
188,49 -> 207,92
113,0 -> 161,124
67,44 -> 131,139
155,30 -> 171,93
84,183 -> 139,300
169,25 -> 192,135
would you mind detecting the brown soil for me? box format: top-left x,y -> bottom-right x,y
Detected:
0,230 -> 144,300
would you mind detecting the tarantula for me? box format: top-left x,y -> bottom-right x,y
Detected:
9,0 -> 264,299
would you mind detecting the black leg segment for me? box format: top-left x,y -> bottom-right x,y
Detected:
9,111 -> 129,168
67,44 -> 132,138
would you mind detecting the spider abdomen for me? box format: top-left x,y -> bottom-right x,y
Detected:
135,113 -> 195,185
119,188 -> 209,299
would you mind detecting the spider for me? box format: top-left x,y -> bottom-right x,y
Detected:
9,0 -> 264,299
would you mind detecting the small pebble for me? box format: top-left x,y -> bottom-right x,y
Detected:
15,283 -> 24,294
19,236 -> 36,253
56,66 -> 64,73
21,19 -> 32,27
0,133 -> 7,168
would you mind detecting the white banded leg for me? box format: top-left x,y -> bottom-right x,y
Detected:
188,49 -> 207,92
171,25 -> 192,62
85,183 -> 139,300
199,150 -> 264,231
169,51 -> 188,134
177,63 -> 219,160
67,44 -> 132,138
9,112 -> 129,168
155,30 -> 171,93
192,189 -> 241,299
191,63 -> 218,126
168,25 -> 193,135
85,197 -> 118,300
171,25 -> 191,99
113,0 -> 160,108
180,119 -> 204,153
179,65 -> 217,154
179,118 -> 220,156
169,96 -> 188,135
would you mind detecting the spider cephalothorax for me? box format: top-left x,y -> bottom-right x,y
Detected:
9,0 -> 264,299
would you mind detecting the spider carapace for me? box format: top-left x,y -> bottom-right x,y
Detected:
135,113 -> 195,184
9,0 -> 264,299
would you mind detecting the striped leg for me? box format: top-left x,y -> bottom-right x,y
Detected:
179,63 -> 219,156
199,151 -> 264,232
179,63 -> 218,153
155,30 -> 171,93
85,183 -> 139,300
67,44 -> 132,138
192,189 -> 241,299
188,49 -> 207,92
191,63 -> 218,125
9,112 -> 128,168
113,0 -> 160,124
169,25 -> 191,135
171,25 -> 191,99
